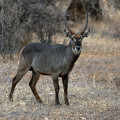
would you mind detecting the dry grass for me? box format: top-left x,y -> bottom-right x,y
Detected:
0,33 -> 120,120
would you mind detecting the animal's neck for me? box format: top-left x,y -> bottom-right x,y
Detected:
66,40 -> 80,67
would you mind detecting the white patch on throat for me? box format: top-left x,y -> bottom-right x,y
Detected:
72,47 -> 81,55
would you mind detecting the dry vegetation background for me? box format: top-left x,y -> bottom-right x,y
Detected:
0,0 -> 120,120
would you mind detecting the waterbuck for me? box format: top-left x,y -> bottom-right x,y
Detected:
9,11 -> 89,105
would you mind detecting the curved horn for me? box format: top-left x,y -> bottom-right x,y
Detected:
64,11 -> 75,35
78,12 -> 88,36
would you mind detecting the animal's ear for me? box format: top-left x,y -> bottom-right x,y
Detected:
83,29 -> 90,38
64,29 -> 72,38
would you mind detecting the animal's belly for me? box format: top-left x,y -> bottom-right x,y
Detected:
35,65 -> 52,75
35,65 -> 68,77
59,70 -> 70,77
38,72 -> 51,76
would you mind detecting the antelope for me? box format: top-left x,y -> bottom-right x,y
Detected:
9,10 -> 89,105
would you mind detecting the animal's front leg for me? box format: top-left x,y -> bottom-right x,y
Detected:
62,74 -> 69,105
52,76 -> 60,105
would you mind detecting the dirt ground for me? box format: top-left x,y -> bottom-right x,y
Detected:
0,35 -> 120,120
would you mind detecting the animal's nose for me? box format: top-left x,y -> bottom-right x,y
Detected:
76,46 -> 81,51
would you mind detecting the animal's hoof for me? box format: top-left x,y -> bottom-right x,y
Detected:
55,102 -> 61,106
37,99 -> 43,104
9,94 -> 13,102
65,99 -> 69,105
65,101 -> 69,105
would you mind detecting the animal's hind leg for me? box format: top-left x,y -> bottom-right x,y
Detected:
9,55 -> 29,102
29,70 -> 43,103
9,70 -> 28,101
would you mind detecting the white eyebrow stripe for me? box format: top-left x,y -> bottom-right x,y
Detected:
72,35 -> 74,39
71,35 -> 76,41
